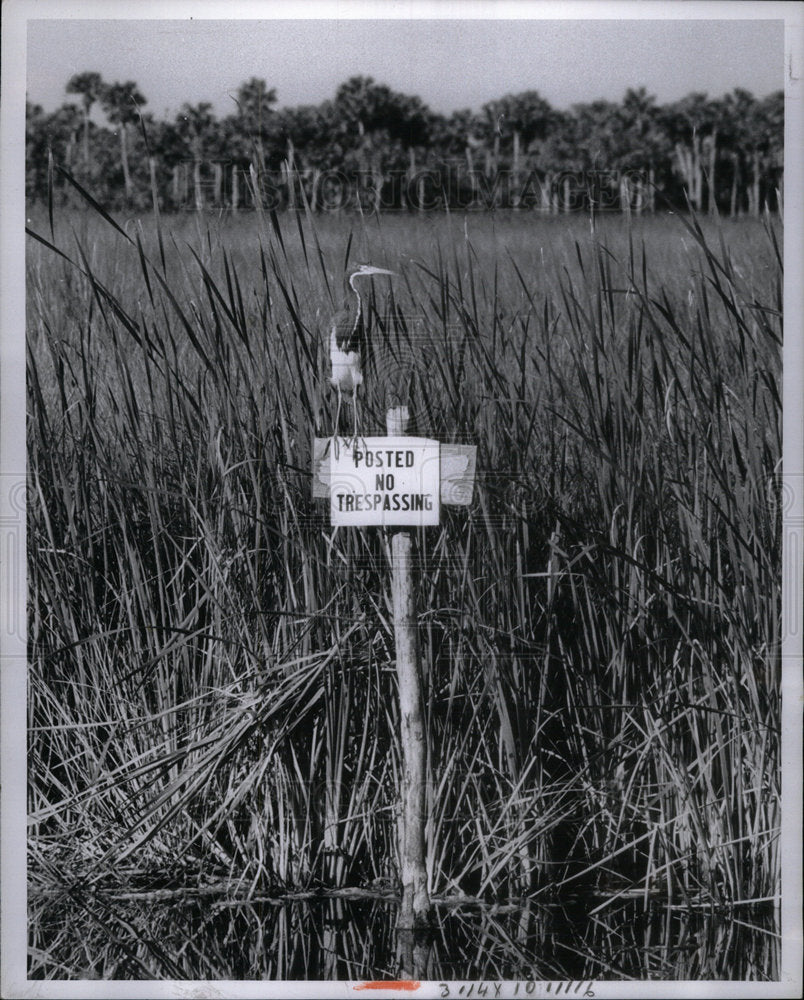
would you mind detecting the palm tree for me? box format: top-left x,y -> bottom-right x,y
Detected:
66,71 -> 104,172
618,88 -> 667,212
663,92 -> 718,212
481,91 -> 553,207
233,77 -> 277,175
713,89 -> 782,216
544,101 -> 622,213
332,76 -> 434,208
532,109 -> 578,213
274,103 -> 336,209
45,104 -> 83,170
718,88 -> 755,216
100,80 -> 147,202
40,103 -> 83,206
26,101 -> 49,201
175,102 -> 219,211
748,91 -> 784,214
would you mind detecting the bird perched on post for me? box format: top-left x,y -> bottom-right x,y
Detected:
330,264 -> 395,440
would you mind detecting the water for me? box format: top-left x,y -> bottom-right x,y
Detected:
29,890 -> 779,982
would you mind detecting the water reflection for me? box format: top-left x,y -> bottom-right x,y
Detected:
29,890 -> 779,981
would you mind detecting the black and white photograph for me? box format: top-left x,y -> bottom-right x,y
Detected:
1,1 -> 802,996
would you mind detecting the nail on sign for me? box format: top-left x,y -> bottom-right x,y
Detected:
328,437 -> 440,526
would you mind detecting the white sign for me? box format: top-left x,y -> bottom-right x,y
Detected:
328,437 -> 440,527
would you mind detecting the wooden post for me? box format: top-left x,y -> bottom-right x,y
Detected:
311,424 -> 475,933
386,406 -> 431,932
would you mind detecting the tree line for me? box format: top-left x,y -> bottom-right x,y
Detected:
26,73 -> 783,215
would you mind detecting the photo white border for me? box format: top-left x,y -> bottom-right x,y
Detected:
3,2 -> 802,997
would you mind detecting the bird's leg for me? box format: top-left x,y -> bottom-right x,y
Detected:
352,388 -> 360,443
333,388 -> 342,459
352,390 -> 369,456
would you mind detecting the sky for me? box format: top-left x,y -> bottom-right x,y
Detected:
25,5 -> 786,123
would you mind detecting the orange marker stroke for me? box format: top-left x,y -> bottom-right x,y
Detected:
353,981 -> 421,992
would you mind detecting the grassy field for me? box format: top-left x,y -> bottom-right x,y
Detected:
26,198 -> 782,976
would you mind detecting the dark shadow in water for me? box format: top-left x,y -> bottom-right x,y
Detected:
28,890 -> 779,982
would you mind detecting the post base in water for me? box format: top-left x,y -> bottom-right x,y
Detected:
396,899 -> 433,934
396,923 -> 433,979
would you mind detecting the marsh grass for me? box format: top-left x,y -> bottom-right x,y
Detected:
27,184 -> 782,976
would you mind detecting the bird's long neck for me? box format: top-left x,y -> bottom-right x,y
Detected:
348,276 -> 364,344
332,300 -> 360,351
